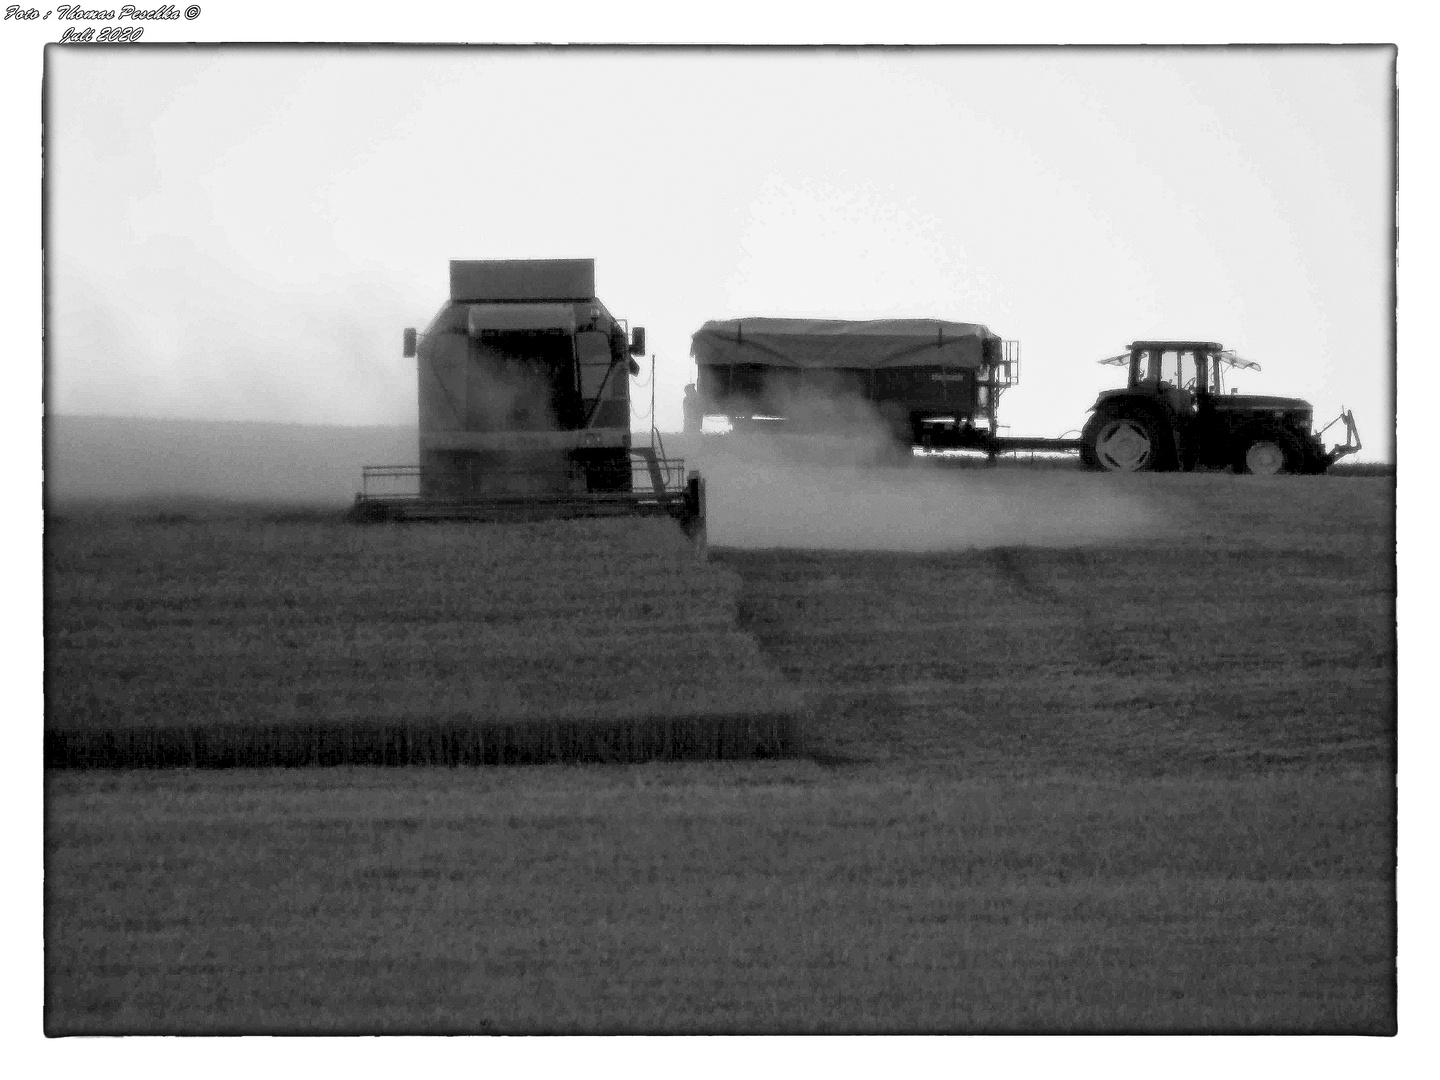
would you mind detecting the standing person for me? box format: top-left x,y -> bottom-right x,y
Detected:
682,382 -> 701,434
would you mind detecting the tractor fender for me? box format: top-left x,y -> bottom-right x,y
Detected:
1093,398 -> 1175,431
1232,420 -> 1291,449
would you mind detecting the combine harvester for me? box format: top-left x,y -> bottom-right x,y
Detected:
690,321 -> 1360,475
355,258 -> 705,536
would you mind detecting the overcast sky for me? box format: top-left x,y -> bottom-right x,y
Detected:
46,45 -> 1395,459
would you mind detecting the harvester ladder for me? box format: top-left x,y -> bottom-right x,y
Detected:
635,445 -> 672,509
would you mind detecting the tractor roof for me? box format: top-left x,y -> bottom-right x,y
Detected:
1128,340 -> 1225,352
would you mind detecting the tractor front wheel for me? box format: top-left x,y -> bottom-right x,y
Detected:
1084,414 -> 1161,472
1237,433 -> 1300,475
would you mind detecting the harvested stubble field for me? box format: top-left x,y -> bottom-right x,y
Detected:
44,472 -> 1396,1034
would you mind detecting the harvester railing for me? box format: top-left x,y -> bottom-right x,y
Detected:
360,465 -> 424,500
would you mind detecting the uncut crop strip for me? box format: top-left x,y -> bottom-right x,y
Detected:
44,714 -> 805,769
46,511 -> 806,768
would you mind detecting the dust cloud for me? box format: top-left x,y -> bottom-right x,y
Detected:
48,262 -> 420,429
671,432 -> 1162,551
49,417 -> 1163,549
47,416 -> 416,506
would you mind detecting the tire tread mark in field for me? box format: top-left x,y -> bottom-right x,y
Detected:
986,548 -> 1119,668
730,568 -> 885,769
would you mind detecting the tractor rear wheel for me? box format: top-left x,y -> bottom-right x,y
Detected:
1084,413 -> 1161,472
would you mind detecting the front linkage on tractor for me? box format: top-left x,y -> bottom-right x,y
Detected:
1079,341 -> 1361,475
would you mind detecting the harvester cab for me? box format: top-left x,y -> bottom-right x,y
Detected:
1080,341 -> 1361,474
353,259 -> 705,538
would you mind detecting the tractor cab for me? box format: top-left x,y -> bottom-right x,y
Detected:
1100,340 -> 1247,397
1081,340 -> 1360,474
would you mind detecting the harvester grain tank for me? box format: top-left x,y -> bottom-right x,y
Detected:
354,259 -> 704,533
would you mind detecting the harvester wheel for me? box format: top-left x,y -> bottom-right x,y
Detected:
1086,414 -> 1160,472
1237,433 -> 1300,475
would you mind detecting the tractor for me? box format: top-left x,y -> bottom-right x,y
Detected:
1079,340 -> 1360,474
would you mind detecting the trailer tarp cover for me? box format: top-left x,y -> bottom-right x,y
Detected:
691,318 -> 997,370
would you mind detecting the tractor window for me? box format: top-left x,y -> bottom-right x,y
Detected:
1183,351 -> 1201,391
1145,350 -> 1180,387
1160,352 -> 1177,386
1142,351 -> 1164,384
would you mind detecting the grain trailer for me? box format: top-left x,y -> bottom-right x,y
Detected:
690,317 -> 1074,455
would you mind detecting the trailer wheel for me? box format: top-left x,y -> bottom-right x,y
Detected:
1237,432 -> 1300,475
1079,418 -> 1102,469
1087,415 -> 1160,472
